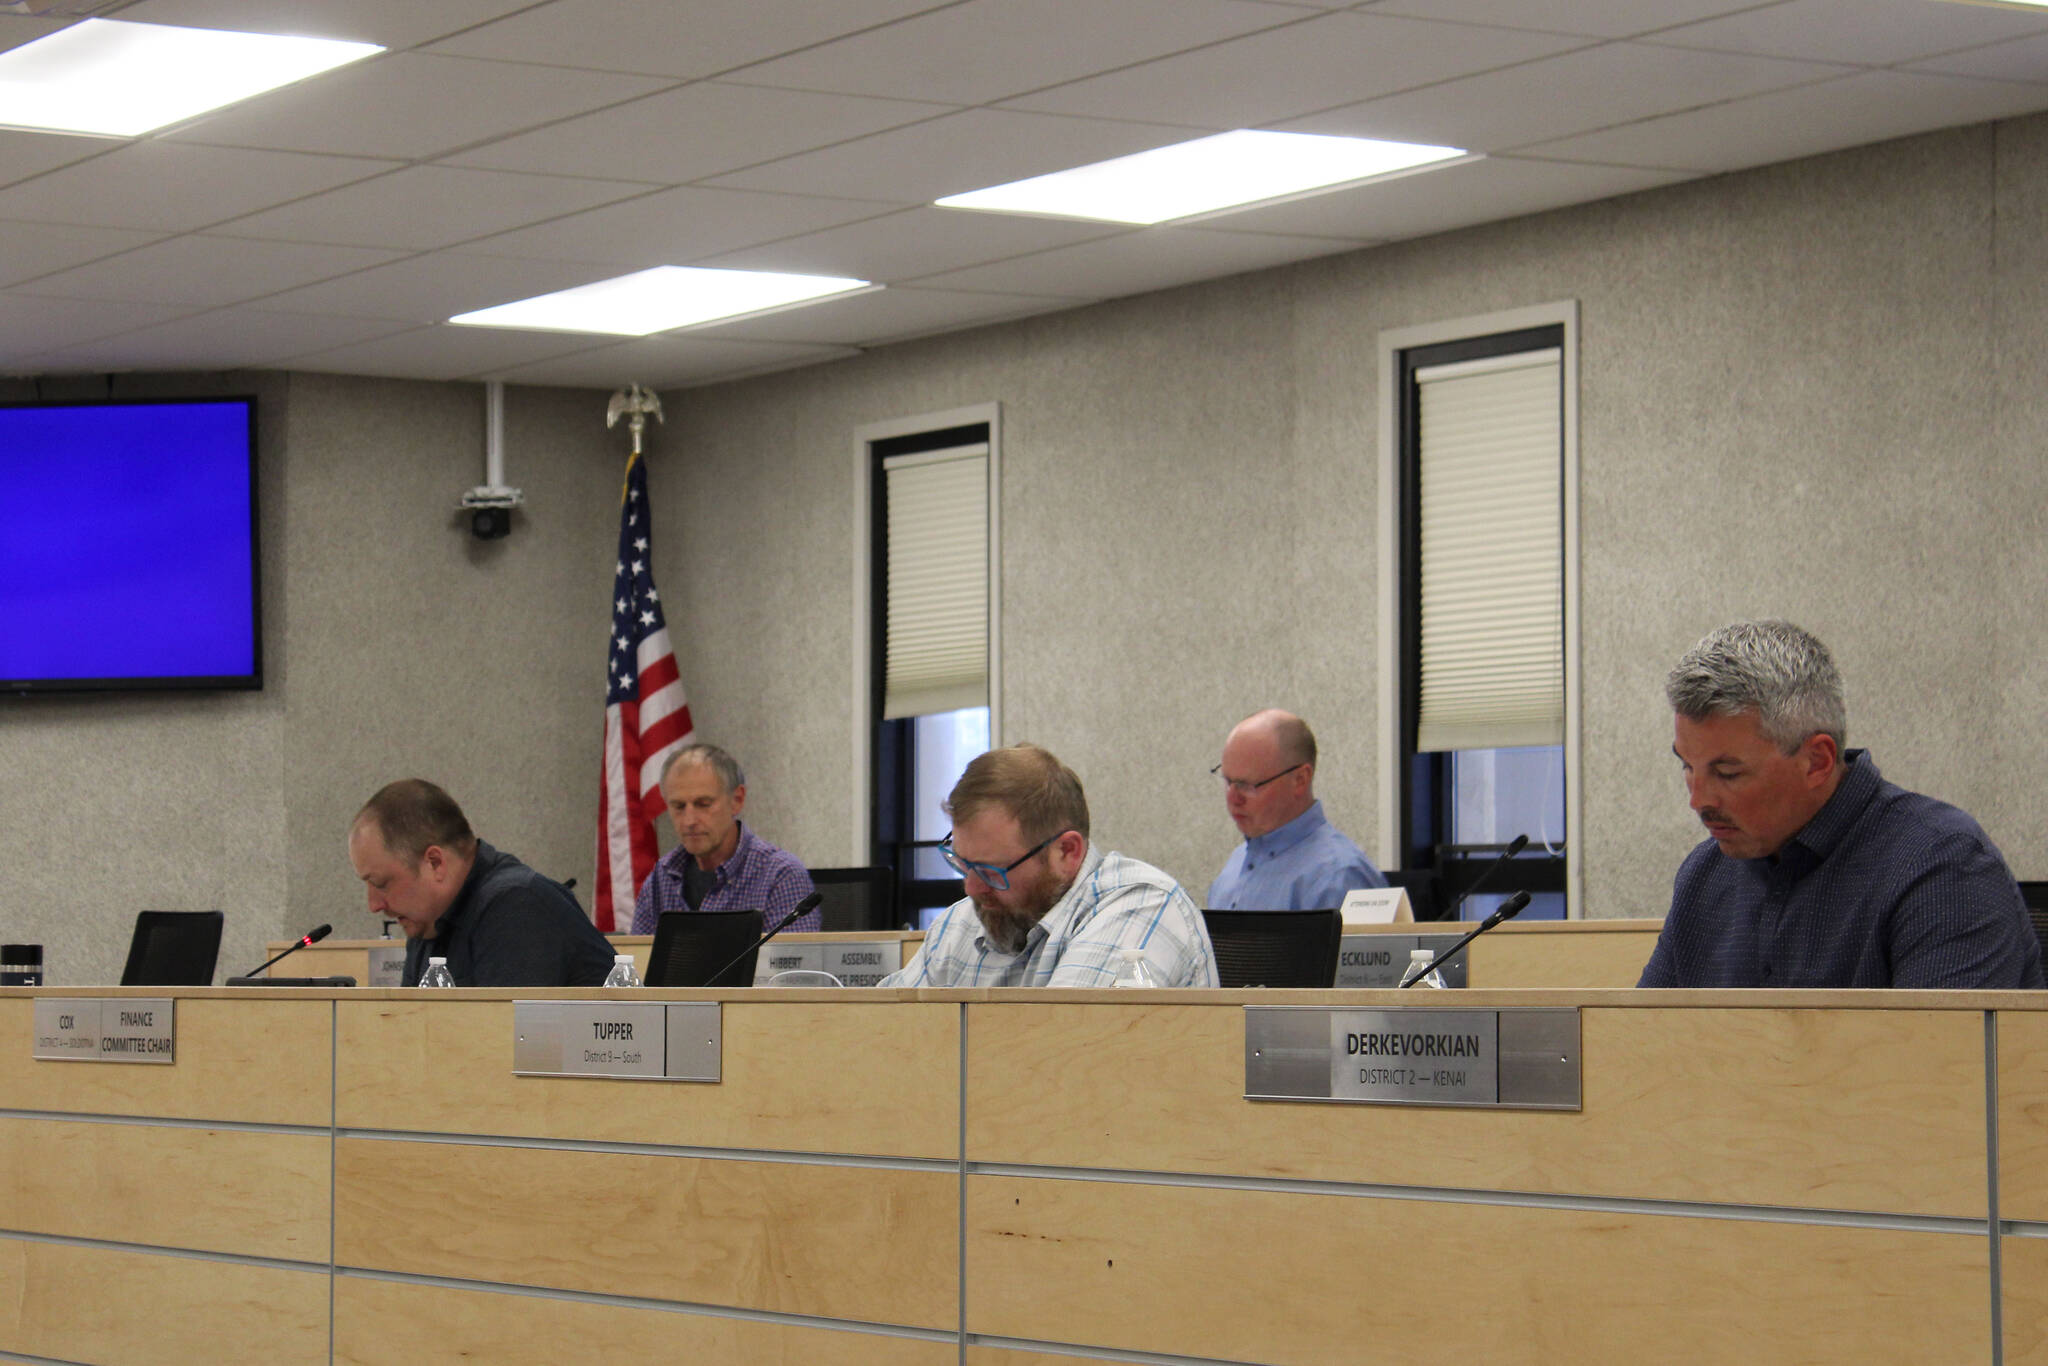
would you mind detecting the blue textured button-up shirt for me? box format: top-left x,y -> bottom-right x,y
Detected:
1640,750 -> 2044,989
1207,801 -> 1386,910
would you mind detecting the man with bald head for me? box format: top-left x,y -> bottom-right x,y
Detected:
1207,710 -> 1385,911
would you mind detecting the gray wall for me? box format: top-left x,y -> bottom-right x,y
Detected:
0,373 -> 626,984
659,113 -> 2048,919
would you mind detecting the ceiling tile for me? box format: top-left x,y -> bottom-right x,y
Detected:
1363,0 -> 1773,40
697,205 -> 1125,281
163,53 -> 674,162
1002,11 -> 1587,128
288,324 -> 611,382
114,0 -> 541,49
732,0 -> 1298,104
1649,0 -> 2048,65
0,15 -> 68,55
1280,40 -> 1849,151
1521,70 -> 2048,171
15,310 -> 417,374
0,144 -> 398,233
442,82 -> 950,185
0,293 -> 199,363
16,236 -> 407,308
705,108 -> 1202,203
467,186 -> 896,268
0,130 -> 113,191
426,0 -> 951,78
212,165 -> 652,251
253,251 -> 625,323
479,335 -> 862,389
0,221 -> 168,289
909,224 -> 1370,298
1909,30 -> 2048,84
691,283 -> 1077,344
1195,153 -> 1691,240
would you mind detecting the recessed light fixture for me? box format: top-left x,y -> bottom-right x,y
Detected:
0,19 -> 383,138
448,266 -> 875,336
935,129 -> 1470,225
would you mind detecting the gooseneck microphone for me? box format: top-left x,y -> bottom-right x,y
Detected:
237,923 -> 334,981
703,891 -> 825,987
1398,890 -> 1531,987
1437,834 -> 1530,923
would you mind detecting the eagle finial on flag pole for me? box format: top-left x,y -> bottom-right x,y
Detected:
605,383 -> 664,456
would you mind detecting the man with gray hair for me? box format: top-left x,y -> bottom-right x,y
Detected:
1640,620 -> 2042,989
629,744 -> 818,935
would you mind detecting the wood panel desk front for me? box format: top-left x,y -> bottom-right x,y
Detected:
2,986 -> 2042,1365
263,930 -> 929,986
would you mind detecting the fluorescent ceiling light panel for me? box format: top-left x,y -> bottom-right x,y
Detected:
0,20 -> 383,138
449,266 -> 874,336
936,130 -> 1467,225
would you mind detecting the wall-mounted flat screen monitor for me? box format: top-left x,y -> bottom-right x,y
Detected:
1,397 -> 260,694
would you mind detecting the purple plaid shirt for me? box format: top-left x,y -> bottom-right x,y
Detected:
629,822 -> 818,936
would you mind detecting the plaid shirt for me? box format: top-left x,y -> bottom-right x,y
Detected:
629,822 -> 818,936
883,843 -> 1218,988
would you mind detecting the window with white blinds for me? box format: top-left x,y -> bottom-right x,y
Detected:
1413,347 -> 1562,754
882,443 -> 989,720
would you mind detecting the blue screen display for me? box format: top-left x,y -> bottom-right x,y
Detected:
0,400 -> 258,688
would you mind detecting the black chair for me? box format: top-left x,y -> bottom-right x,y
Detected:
644,909 -> 764,988
1383,869 -> 1444,921
1200,908 -> 1343,989
807,866 -> 896,933
2017,882 -> 2048,959
120,910 -> 224,986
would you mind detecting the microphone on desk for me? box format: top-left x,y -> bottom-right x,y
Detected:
1398,890 -> 1531,987
1437,833 -> 1529,923
702,891 -> 825,987
235,924 -> 333,981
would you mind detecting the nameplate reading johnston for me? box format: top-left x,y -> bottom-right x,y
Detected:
1243,1007 -> 1580,1110
33,999 -> 176,1065
512,1001 -> 721,1082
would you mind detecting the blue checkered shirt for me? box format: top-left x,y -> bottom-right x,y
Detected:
630,822 -> 818,936
1640,750 -> 2045,989
883,843 -> 1218,988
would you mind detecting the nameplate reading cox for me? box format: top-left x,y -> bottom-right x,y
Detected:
1243,1007 -> 1580,1111
512,1001 -> 721,1082
33,999 -> 176,1064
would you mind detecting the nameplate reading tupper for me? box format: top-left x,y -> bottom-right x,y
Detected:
512,1001 -> 720,1082
1243,1006 -> 1579,1110
33,999 -> 176,1064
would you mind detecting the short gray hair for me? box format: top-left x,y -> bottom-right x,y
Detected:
1665,620 -> 1846,752
659,743 -> 745,793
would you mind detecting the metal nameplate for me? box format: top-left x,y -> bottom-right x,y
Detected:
824,940 -> 902,987
754,943 -> 823,983
1244,1006 -> 1579,1110
365,943 -> 408,988
33,998 -> 176,1064
1334,934 -> 1470,988
512,1001 -> 721,1082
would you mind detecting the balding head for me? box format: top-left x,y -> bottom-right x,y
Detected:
1217,710 -> 1318,838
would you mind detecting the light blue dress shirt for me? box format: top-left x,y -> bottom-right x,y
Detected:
1207,801 -> 1385,910
881,843 -> 1218,988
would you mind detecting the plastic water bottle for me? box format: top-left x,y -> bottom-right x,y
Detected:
1400,948 -> 1447,989
603,954 -> 642,988
418,957 -> 455,989
1110,948 -> 1161,988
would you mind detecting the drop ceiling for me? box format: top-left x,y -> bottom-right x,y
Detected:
1,0 -> 2044,389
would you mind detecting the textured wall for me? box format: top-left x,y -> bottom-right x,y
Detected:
659,112 -> 2048,919
0,374 -> 626,983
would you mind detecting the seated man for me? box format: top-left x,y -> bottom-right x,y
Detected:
1640,620 -> 2043,989
629,744 -> 817,935
883,744 -> 1217,987
349,779 -> 614,988
1207,709 -> 1385,910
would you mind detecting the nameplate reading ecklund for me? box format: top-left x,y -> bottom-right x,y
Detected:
512,1001 -> 720,1082
1243,1006 -> 1579,1110
33,999 -> 176,1064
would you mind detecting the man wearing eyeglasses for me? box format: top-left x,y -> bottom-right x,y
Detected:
1207,710 -> 1384,911
881,744 -> 1218,987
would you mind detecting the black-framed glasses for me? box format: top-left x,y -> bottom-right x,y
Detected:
1210,761 -> 1306,797
938,830 -> 1057,890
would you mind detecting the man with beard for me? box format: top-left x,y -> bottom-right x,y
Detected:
1639,619 -> 2042,989
881,744 -> 1218,987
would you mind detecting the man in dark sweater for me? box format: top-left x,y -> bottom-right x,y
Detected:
349,779 -> 614,988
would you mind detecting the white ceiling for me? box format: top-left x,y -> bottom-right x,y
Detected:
1,0 -> 2045,389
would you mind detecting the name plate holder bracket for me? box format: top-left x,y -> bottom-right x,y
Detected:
512,1001 -> 721,1082
1244,1005 -> 1580,1111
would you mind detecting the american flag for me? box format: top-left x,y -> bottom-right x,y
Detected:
593,451 -> 694,931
